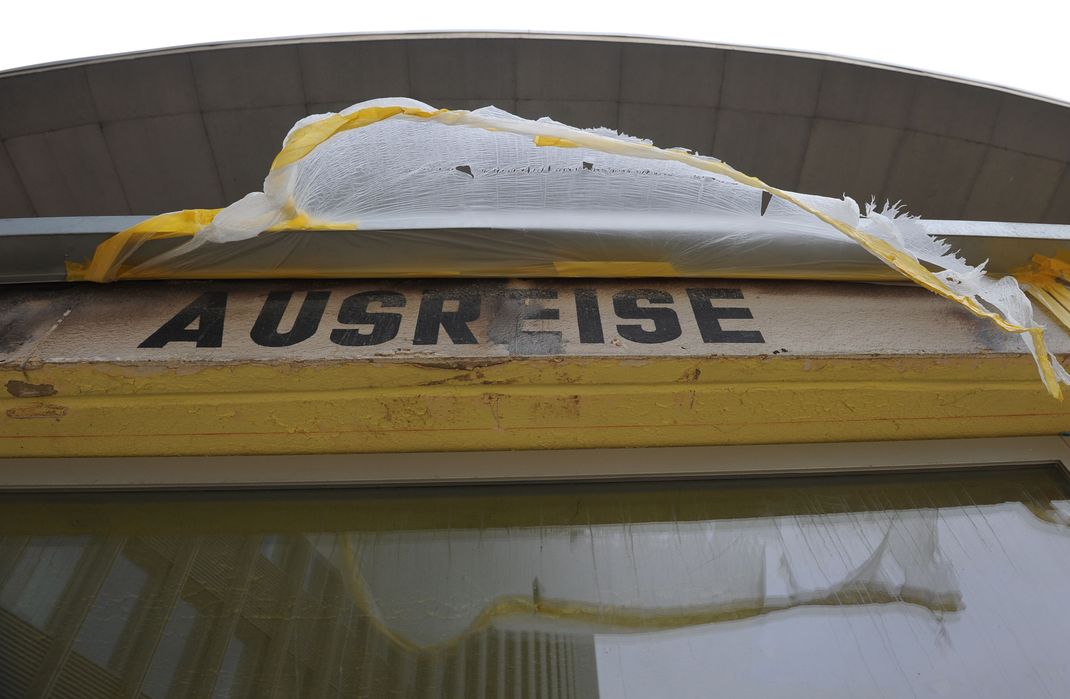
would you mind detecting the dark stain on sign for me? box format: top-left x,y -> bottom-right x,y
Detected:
0,293 -> 75,354
5,379 -> 57,398
486,287 -> 564,355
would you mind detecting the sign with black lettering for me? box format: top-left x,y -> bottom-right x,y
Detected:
3,278 -> 1051,367
131,281 -> 766,357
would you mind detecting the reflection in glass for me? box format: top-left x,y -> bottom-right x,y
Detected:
260,535 -> 284,568
142,598 -> 198,699
0,537 -> 86,628
72,552 -> 151,669
1,466 -> 1069,697
211,636 -> 247,699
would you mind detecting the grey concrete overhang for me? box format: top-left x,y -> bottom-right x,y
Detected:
1,31 -> 1068,223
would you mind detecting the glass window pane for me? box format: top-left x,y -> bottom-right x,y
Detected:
72,552 -> 151,669
141,598 -> 199,699
0,536 -> 87,628
3,465 -> 1070,697
260,536 -> 284,567
212,636 -> 246,699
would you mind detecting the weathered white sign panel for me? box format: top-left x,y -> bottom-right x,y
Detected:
3,279 -> 1057,367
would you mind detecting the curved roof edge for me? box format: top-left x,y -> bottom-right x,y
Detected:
3,31 -> 1068,224
3,30 -> 1067,109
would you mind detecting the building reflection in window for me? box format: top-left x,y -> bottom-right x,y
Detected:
1,465 -> 1069,697
211,635 -> 247,699
0,537 -> 87,629
72,552 -> 151,670
142,597 -> 199,699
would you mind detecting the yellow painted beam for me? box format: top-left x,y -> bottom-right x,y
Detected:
3,355 -> 1068,458
4,279 -> 1070,459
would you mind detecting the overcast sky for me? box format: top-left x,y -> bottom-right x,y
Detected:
5,0 -> 1069,103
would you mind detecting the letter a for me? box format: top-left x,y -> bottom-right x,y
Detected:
139,292 -> 228,348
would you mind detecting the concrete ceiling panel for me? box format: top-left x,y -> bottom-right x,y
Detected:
963,148 -> 1065,222
408,39 -> 515,100
429,98 -> 518,113
305,101 -> 356,116
516,99 -> 619,130
0,142 -> 35,217
720,51 -> 822,116
882,132 -> 987,220
907,77 -> 1001,142
1042,166 -> 1070,224
0,68 -> 99,139
192,46 -> 304,111
619,103 -> 716,154
515,40 -> 620,102
299,41 -> 410,105
620,44 -> 722,107
103,114 -> 225,213
712,110 -> 811,190
5,126 -> 127,216
87,55 -> 199,122
990,95 -> 1070,162
1,35 -> 1067,225
203,105 -> 306,203
816,63 -> 916,128
799,120 -> 901,202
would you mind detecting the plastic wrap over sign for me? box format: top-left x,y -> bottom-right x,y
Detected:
68,98 -> 1070,397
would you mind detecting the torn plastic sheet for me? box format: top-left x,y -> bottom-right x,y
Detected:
336,509 -> 959,651
68,98 -> 1070,397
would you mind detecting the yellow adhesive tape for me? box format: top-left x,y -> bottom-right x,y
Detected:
1016,256 -> 1070,338
76,209 -> 221,282
533,135 -> 579,148
553,261 -> 678,277
1025,283 -> 1070,332
271,106 -> 445,171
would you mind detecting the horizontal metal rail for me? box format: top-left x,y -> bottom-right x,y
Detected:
1,216 -> 1068,284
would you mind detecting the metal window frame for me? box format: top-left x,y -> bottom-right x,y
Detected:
1,435 -> 1069,491
3,216 -> 1070,284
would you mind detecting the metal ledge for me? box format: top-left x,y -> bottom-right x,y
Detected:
3,216 -> 1070,284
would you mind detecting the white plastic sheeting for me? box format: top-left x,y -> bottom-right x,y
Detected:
75,98 -> 1070,397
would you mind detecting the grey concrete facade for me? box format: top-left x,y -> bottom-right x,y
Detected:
1,33 -> 1068,223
